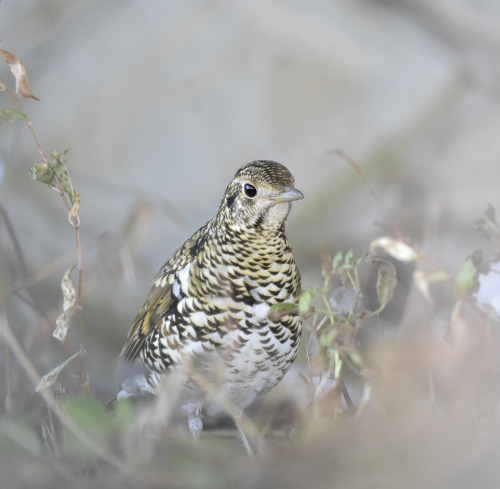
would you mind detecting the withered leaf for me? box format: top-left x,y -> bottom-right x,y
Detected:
53,266 -> 79,343
371,237 -> 420,262
413,270 -> 450,303
0,49 -> 40,101
35,351 -> 81,392
68,190 -> 80,226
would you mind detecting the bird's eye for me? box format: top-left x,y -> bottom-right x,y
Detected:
243,183 -> 257,198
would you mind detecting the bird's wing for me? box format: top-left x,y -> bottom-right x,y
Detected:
118,222 -> 212,363
118,279 -> 174,362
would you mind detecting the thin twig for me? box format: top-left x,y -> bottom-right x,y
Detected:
332,149 -> 402,239
2,331 -> 12,412
1,81 -> 87,386
333,149 -> 447,274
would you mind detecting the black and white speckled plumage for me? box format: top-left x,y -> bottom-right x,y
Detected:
117,160 -> 303,432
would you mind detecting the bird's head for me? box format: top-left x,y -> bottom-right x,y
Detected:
217,160 -> 303,232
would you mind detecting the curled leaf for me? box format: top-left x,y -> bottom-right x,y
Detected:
413,270 -> 450,303
374,258 -> 397,308
53,266 -> 78,343
61,266 -> 77,311
370,237 -> 420,262
35,351 -> 81,392
68,191 -> 81,226
0,49 -> 40,100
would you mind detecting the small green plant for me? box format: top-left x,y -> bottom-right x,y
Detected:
0,50 -> 85,386
272,246 -> 397,417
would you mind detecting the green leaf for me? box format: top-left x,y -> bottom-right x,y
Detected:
375,259 -> 397,308
299,288 -> 315,315
268,302 -> 297,321
62,396 -> 113,460
332,251 -> 343,270
455,257 -> 478,296
0,108 -> 28,125
344,250 -> 354,266
112,398 -> 134,430
30,162 -> 56,185
51,150 -> 75,203
30,149 -> 76,205
64,396 -> 110,428
319,329 -> 337,348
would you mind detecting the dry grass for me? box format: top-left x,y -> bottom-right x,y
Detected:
2,196 -> 500,488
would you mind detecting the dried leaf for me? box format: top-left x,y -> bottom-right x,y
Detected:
53,267 -> 78,343
370,237 -> 421,262
62,266 -> 77,311
447,299 -> 468,344
0,49 -> 40,100
0,108 -> 28,125
68,191 -> 80,226
413,270 -> 450,303
413,271 -> 432,303
374,258 -> 397,308
54,307 -> 77,343
35,351 -> 81,392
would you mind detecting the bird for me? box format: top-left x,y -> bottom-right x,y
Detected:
115,160 -> 303,447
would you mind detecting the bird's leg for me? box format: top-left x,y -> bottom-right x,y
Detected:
233,411 -> 254,456
186,402 -> 203,439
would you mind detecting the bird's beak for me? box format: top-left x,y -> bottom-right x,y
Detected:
269,187 -> 304,203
